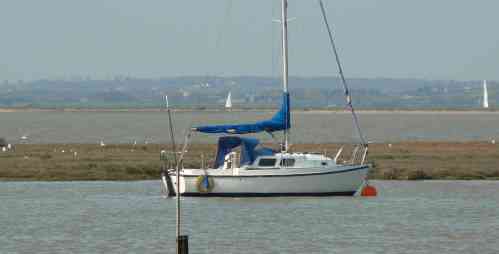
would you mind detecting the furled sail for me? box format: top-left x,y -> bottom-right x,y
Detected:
194,92 -> 290,134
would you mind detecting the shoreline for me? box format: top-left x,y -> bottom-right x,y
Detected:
0,107 -> 498,114
1,142 -> 498,181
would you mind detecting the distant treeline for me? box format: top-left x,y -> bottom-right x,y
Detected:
0,76 -> 496,109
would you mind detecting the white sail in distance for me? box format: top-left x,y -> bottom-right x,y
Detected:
225,92 -> 232,109
483,80 -> 489,108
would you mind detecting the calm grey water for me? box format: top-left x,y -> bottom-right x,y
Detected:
1,111 -> 499,144
1,181 -> 498,254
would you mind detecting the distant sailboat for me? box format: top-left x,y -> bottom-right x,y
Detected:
483,80 -> 489,109
20,133 -> 29,143
225,92 -> 232,110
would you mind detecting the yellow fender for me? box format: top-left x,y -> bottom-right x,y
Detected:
196,175 -> 215,193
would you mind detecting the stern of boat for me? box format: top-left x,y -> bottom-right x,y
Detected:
168,172 -> 186,195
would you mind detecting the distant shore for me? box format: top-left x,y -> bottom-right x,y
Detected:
0,142 -> 498,181
0,107 -> 497,113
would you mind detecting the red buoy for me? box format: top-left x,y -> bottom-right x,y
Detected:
361,184 -> 378,197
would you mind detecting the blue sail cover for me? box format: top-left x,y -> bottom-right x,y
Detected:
194,92 -> 290,134
214,136 -> 261,168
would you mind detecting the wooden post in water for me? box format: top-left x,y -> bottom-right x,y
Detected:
177,235 -> 188,254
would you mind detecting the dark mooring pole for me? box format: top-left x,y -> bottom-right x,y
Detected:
165,95 -> 188,254
177,235 -> 188,254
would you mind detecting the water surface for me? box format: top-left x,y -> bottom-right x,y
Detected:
1,181 -> 498,253
1,111 -> 499,144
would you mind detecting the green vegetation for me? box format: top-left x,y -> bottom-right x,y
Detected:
367,142 -> 499,180
0,142 -> 498,181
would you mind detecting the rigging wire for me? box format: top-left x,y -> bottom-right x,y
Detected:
317,0 -> 367,146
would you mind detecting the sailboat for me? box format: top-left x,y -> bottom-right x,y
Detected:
483,80 -> 489,109
166,0 -> 369,197
225,92 -> 232,110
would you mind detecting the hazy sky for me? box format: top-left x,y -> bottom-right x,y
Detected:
1,0 -> 498,81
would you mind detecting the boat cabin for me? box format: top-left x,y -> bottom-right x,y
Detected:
215,136 -> 334,170
250,154 -> 334,169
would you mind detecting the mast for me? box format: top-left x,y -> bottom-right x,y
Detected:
281,0 -> 289,152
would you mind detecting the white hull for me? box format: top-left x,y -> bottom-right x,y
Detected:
169,165 -> 368,197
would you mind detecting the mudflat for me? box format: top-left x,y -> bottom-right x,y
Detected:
0,142 -> 498,181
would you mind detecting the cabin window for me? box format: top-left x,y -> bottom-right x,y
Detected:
258,158 -> 277,167
279,158 -> 295,167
